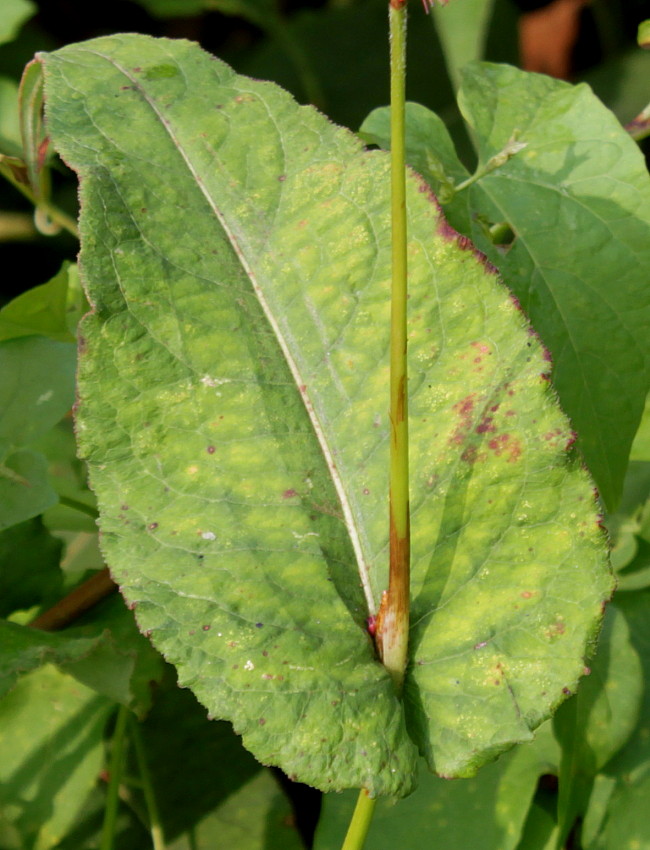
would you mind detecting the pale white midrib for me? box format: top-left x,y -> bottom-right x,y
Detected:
98,50 -> 377,616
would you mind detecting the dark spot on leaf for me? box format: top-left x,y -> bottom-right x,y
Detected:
521,591 -> 534,599
259,718 -> 266,725
262,650 -> 268,656
562,687 -> 572,696
283,489 -> 297,499
255,622 -> 264,628
121,505 -> 129,511
144,629 -> 152,637
207,445 -> 215,454
278,175 -> 286,182
476,417 -> 495,434
461,446 -> 478,464
189,629 -> 195,635
140,207 -> 147,213
202,624 -> 210,631
148,522 -> 158,530
363,488 -> 370,495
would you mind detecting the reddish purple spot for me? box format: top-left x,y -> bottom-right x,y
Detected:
476,417 -> 495,434
565,431 -> 577,450
542,347 -> 553,363
583,666 -> 591,676
148,522 -> 158,530
278,175 -> 286,182
510,294 -> 523,312
363,488 -> 370,495
202,624 -> 211,631
207,445 -> 216,454
133,67 -> 142,72
259,717 -> 266,725
367,616 -> 377,636
461,446 -> 479,464
255,622 -> 264,628
283,489 -> 298,499
562,687 -> 572,696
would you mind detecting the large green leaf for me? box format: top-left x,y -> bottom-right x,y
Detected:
40,34 -> 611,795
456,63 -> 650,509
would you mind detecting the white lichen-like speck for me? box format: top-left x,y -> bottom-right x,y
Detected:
201,531 -> 216,541
201,375 -> 231,387
244,659 -> 255,671
37,390 -> 53,404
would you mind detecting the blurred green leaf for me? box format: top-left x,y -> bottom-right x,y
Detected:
581,590 -> 650,848
315,723 -> 558,850
0,517 -> 63,616
63,595 -> 165,717
0,619 -> 102,698
0,76 -> 20,156
0,663 -> 111,850
456,62 -> 650,509
0,0 -> 35,47
0,262 -> 78,343
582,49 -> 650,126
554,605 -> 643,846
135,677 -> 262,840
430,0 -> 496,90
631,395 -> 650,462
0,335 -> 76,457
168,770 -> 304,849
0,449 -> 58,531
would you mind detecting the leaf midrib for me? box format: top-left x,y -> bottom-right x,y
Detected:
80,45 -> 379,617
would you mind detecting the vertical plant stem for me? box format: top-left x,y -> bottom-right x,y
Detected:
341,789 -> 377,850
100,705 -> 130,850
340,7 -> 410,849
130,715 -> 166,850
379,0 -> 411,694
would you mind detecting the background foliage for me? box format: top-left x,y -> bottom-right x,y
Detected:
0,1 -> 648,848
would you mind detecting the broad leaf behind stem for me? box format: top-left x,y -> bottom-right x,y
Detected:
39,35 -> 611,795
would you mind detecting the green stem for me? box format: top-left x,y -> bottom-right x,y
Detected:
380,0 -> 410,695
0,163 -> 79,238
130,716 -> 166,850
341,789 -> 377,850
58,494 -> 99,518
100,706 -> 130,850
